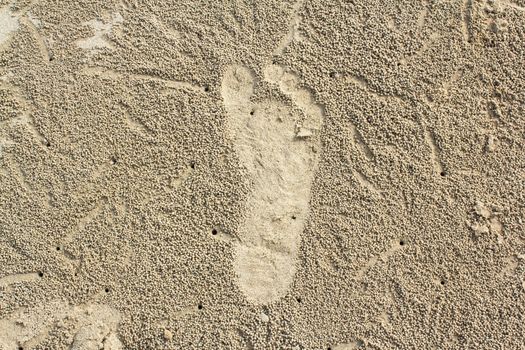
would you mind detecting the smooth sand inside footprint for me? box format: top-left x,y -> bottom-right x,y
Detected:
0,6 -> 20,47
221,65 -> 323,304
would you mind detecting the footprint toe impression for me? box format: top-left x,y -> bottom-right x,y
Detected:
221,64 -> 324,304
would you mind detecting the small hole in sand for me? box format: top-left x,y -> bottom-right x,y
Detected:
440,171 -> 446,177
204,86 -> 210,92
291,215 -> 296,220
56,246 -> 61,251
38,272 -> 44,277
105,288 -> 110,293
45,141 -> 51,147
190,162 -> 195,169
198,303 -> 203,310
212,229 -> 218,235
399,240 -> 405,246
19,347 -> 23,350
440,280 -> 446,286
110,157 -> 117,165
296,297 -> 302,303
250,110 -> 255,116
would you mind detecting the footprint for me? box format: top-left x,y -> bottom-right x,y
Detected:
0,301 -> 122,350
0,6 -> 20,48
221,65 -> 324,304
0,300 -> 69,350
69,304 -> 122,350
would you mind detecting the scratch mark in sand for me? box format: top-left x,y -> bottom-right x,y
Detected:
417,0 -> 429,28
423,127 -> 444,176
398,32 -> 439,64
76,12 -> 123,52
170,164 -> 194,189
497,256 -> 518,278
156,305 -> 199,331
347,122 -> 374,161
62,202 -> 104,244
15,113 -> 49,146
139,164 -> 195,207
0,137 -> 15,156
0,81 -> 50,147
211,228 -> 239,244
5,155 -> 32,192
462,0 -> 473,43
346,74 -> 405,103
331,340 -> 366,350
89,158 -> 113,181
226,4 -> 243,34
174,305 -> 198,318
81,66 -> 206,93
119,102 -> 153,137
345,122 -> 381,195
356,240 -> 405,280
13,0 -> 40,16
19,15 -> 50,62
352,169 -> 383,198
0,272 -> 39,288
487,100 -> 502,122
148,13 -> 182,41
273,0 -> 305,56
441,69 -> 462,98
416,32 -> 439,56
500,0 -> 525,12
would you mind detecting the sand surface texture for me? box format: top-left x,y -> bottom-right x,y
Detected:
1,0 -> 524,349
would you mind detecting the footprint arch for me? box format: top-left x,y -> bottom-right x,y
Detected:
221,64 -> 324,304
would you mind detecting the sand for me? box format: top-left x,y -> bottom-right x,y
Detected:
0,0 -> 524,349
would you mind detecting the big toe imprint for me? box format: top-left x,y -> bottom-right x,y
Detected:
221,64 -> 324,304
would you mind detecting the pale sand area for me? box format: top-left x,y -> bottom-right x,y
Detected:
1,0 -> 524,349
